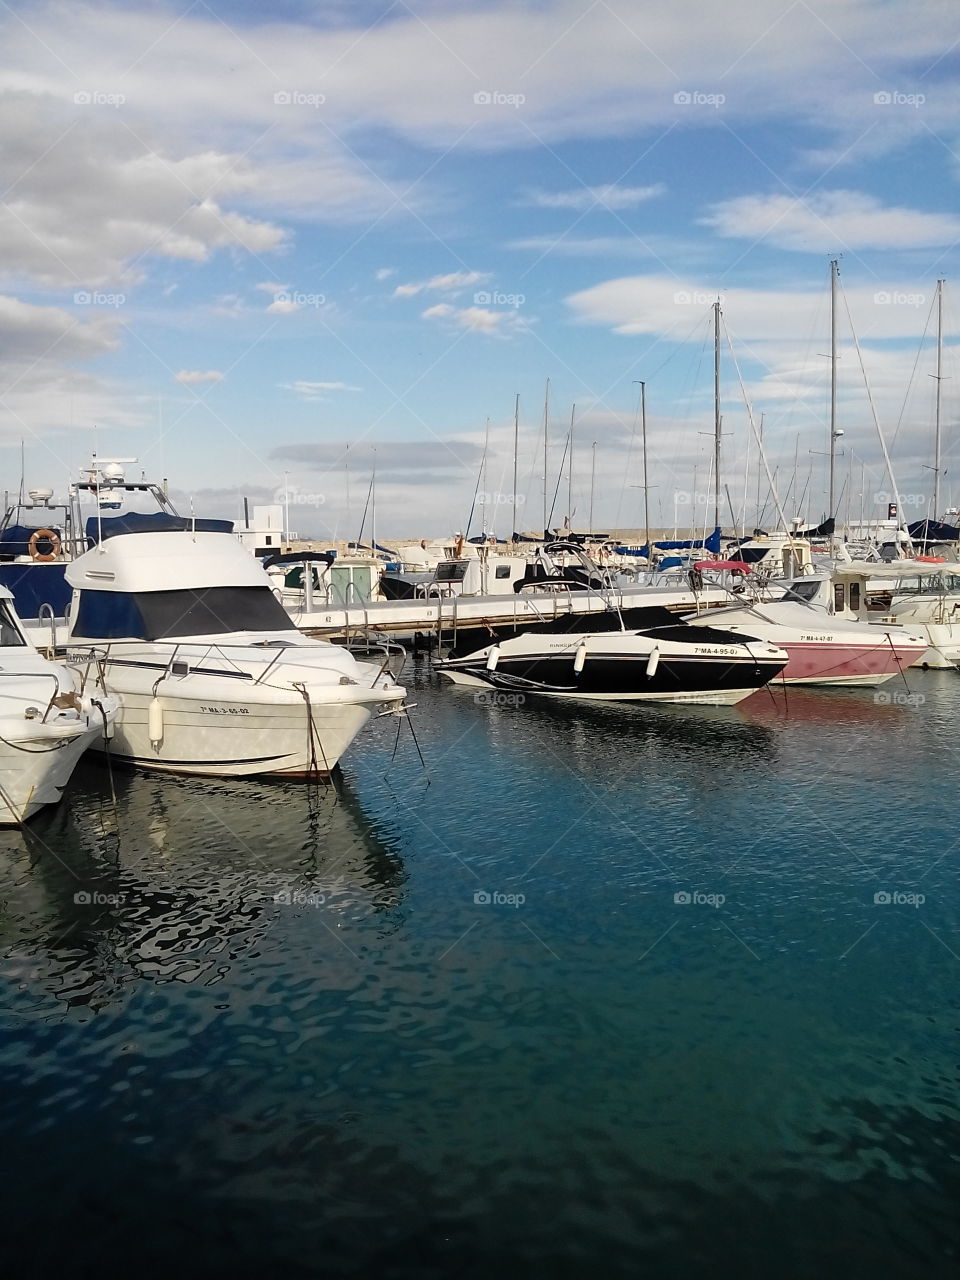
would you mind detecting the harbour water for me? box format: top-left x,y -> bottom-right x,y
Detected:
1,656 -> 958,1276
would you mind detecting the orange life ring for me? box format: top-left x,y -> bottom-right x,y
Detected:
28,528 -> 61,562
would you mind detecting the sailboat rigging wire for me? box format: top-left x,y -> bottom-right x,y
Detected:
547,430 -> 570,529
722,320 -> 791,536
839,285 -> 912,553
890,290 -> 937,451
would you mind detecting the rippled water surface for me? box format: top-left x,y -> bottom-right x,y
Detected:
2,655 -> 959,1277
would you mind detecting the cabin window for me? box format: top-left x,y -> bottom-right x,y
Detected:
436,562 -> 468,583
0,601 -> 25,646
849,582 -> 861,610
74,586 -> 295,640
495,565 -> 511,579
834,584 -> 844,611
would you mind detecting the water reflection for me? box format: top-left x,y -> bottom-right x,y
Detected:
0,760 -> 406,1012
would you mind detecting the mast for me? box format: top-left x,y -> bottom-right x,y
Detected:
567,403 -> 575,526
635,380 -> 651,556
512,393 -> 519,527
542,378 -> 550,537
480,417 -> 490,533
934,278 -> 944,517
829,258 -> 839,524
713,299 -> 721,533
589,442 -> 596,535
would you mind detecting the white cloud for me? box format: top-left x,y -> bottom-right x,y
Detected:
702,191 -> 960,253
266,297 -> 300,314
174,369 -> 225,385
0,293 -> 143,442
255,282 -> 289,294
393,271 -> 489,298
375,267 -> 396,281
421,301 -> 528,336
524,184 -> 665,211
281,380 -> 362,396
0,92 -> 286,289
566,273 -> 940,342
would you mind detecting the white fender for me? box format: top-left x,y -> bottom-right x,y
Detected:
573,643 -> 588,674
645,646 -> 660,678
486,646 -> 501,672
148,696 -> 164,749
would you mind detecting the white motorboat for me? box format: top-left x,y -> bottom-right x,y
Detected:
61,517 -> 407,778
684,594 -> 928,686
0,586 -> 117,823
435,605 -> 788,705
801,560 -> 960,670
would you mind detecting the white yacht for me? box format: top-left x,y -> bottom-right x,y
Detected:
61,517 -> 407,778
0,585 -> 117,823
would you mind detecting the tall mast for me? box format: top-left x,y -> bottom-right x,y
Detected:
635,380 -> 651,556
829,258 -> 839,522
934,278 -> 944,517
589,441 -> 597,535
542,378 -> 550,537
512,393 -> 519,526
713,299 -> 722,533
567,403 -> 575,525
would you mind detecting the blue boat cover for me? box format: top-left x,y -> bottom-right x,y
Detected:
615,527 -> 723,558
0,562 -> 72,619
0,523 -> 63,558
85,512 -> 234,543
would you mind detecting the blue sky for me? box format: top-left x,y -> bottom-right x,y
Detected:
1,0 -> 959,537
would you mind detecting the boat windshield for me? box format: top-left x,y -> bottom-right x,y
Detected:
0,600 -> 26,646
74,585 -> 296,640
893,573 -> 960,594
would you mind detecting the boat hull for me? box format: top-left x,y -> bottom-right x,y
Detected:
774,639 -> 925,685
439,653 -> 785,705
0,718 -> 104,824
89,689 -> 384,778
